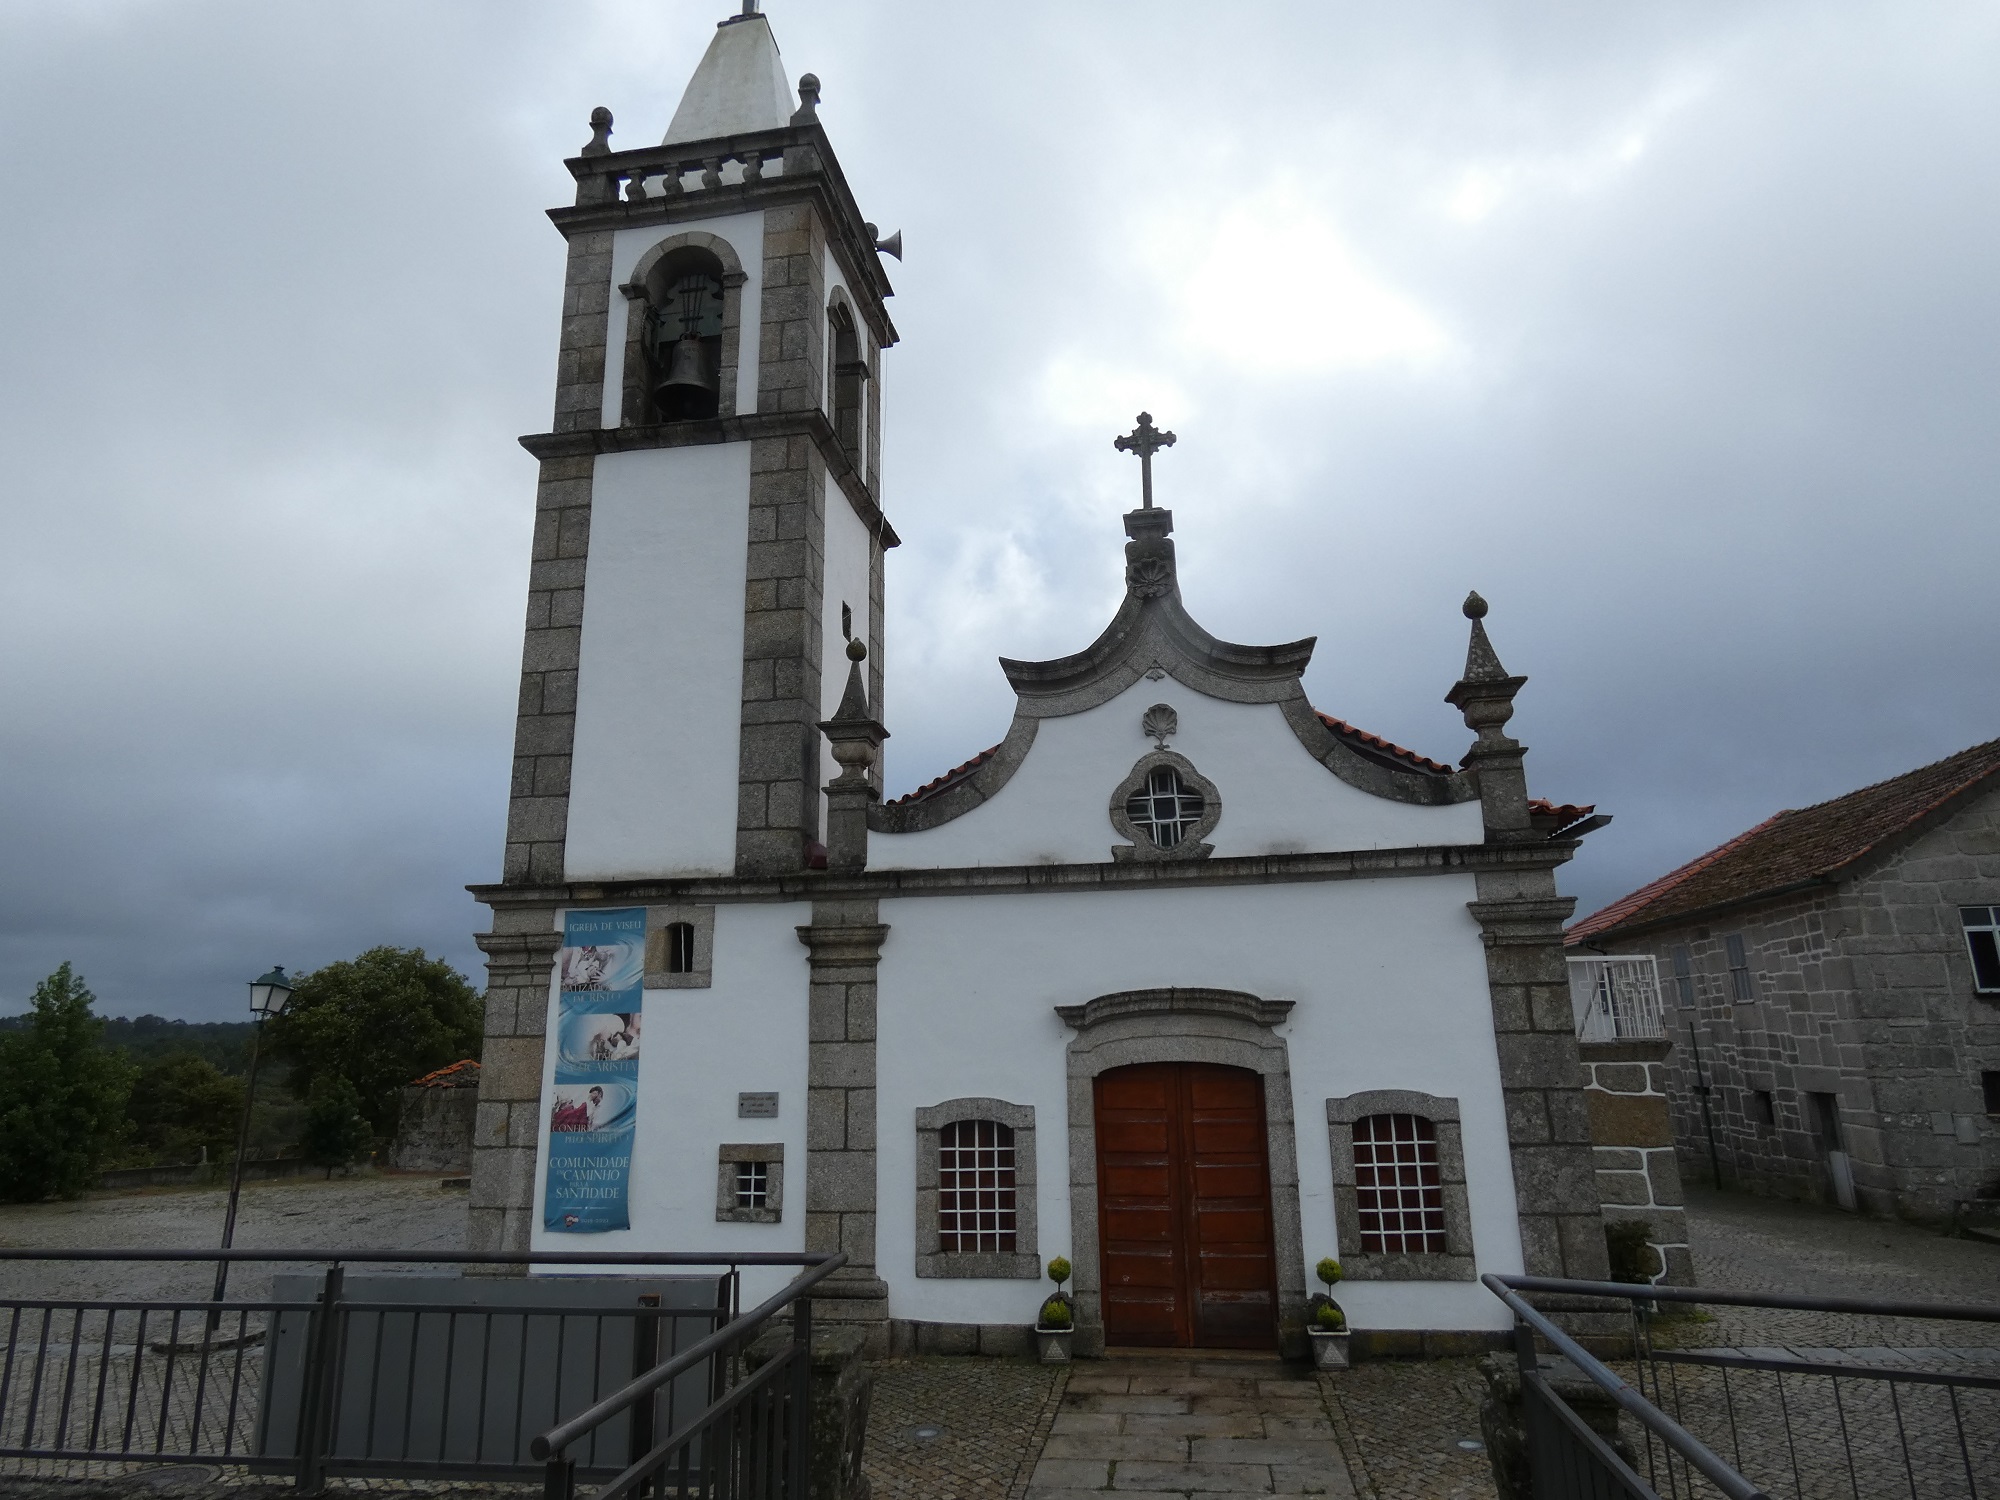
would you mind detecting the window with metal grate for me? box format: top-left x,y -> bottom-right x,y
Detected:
937,1119 -> 1016,1253
1352,1113 -> 1447,1255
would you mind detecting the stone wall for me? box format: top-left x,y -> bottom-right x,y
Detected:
469,922 -> 560,1257
1607,784 -> 2000,1221
1578,1039 -> 1690,1284
390,1080 -> 479,1173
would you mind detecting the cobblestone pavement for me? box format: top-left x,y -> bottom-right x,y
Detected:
0,1173 -> 469,1304
1317,1360 -> 1494,1500
1021,1353 -> 1354,1498
862,1357 -> 1067,1500
1672,1184 -> 2000,1349
1619,1188 -> 2000,1498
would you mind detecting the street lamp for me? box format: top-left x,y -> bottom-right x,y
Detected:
209,965 -> 293,1326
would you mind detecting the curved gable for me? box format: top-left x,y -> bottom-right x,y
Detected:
872,503 -> 1480,864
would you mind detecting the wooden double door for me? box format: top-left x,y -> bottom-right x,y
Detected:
1094,1062 -> 1280,1348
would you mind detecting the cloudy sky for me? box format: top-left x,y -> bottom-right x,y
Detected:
2,1 -> 1996,1021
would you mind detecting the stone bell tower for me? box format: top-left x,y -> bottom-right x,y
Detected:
467,6 -> 900,1256
498,3 -> 898,891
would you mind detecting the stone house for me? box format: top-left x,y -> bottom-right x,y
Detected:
1568,738 -> 2000,1222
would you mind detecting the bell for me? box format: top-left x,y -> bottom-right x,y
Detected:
658,332 -> 717,398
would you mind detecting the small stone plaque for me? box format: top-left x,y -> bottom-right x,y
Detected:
738,1092 -> 779,1119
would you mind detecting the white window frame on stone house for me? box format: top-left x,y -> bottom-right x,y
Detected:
913,1098 -> 1039,1279
1959,906 -> 2000,995
1324,1090 -> 1476,1281
715,1142 -> 783,1224
645,905 -> 715,989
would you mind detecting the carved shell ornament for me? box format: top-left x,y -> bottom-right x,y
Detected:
1142,703 -> 1178,749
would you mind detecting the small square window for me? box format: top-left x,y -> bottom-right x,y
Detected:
715,1143 -> 782,1223
1960,907 -> 2000,994
1725,933 -> 1754,1001
1750,1090 -> 1776,1128
1982,1071 -> 2000,1117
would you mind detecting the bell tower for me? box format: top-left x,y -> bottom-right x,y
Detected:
498,3 -> 898,889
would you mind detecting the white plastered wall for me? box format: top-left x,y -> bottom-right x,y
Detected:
531,904 -> 812,1306
565,444 -> 751,879
818,494 -> 874,819
873,877 -> 1520,1331
603,211 -> 767,426
874,676 -> 1483,868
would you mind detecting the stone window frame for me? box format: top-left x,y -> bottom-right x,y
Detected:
715,1142 -> 784,1224
645,905 -> 715,989
913,1097 -> 1039,1279
825,286 -> 868,468
1109,749 -> 1221,862
618,230 -> 750,426
1325,1090 -> 1476,1282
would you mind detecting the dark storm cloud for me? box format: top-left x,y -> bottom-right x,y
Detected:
2,1 -> 1995,1017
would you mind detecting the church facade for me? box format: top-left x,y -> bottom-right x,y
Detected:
468,7 -> 1615,1356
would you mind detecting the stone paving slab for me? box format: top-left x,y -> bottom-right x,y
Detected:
1026,1355 -> 1356,1498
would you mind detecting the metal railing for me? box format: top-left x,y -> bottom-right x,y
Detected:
1568,955 -> 1666,1043
534,1253 -> 848,1500
1486,1273 -> 2000,1499
0,1246 -> 840,1494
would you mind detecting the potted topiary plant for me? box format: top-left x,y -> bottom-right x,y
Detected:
1036,1256 -> 1075,1364
1307,1257 -> 1350,1371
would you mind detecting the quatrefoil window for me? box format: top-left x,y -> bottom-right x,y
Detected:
1125,767 -> 1206,849
1109,750 -> 1220,862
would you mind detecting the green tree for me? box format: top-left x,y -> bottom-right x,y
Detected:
126,1052 -> 246,1165
265,947 -> 481,1137
299,1074 -> 372,1177
0,963 -> 134,1201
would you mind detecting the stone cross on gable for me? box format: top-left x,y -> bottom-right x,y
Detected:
1114,413 -> 1176,510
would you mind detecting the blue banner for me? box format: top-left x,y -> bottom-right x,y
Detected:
543,908 -> 646,1234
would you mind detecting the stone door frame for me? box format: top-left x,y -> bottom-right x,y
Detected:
1055,988 -> 1308,1357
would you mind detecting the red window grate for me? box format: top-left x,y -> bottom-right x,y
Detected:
938,1119 -> 1017,1253
1353,1113 -> 1447,1255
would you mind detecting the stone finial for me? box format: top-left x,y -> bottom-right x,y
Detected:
1445,590 -> 1533,841
792,73 -> 821,125
1458,595 -> 1511,686
582,107 -> 614,157
818,637 -> 888,874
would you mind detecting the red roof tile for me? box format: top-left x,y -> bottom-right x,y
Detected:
885,743 -> 1003,807
1569,736 -> 2000,944
410,1058 -> 481,1089
1315,714 -> 1457,775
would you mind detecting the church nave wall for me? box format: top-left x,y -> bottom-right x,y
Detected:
872,876 -> 1521,1334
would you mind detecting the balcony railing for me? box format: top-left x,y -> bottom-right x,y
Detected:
1567,954 -> 1665,1042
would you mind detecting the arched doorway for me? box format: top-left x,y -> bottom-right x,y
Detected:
1095,1061 -> 1280,1348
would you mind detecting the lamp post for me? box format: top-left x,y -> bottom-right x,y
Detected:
209,965 -> 293,1325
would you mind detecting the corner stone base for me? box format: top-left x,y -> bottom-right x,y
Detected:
881,1323 -> 1514,1361
1350,1329 -> 1512,1361
888,1320 -> 1036,1358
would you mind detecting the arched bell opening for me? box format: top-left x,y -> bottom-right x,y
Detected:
826,297 -> 865,462
643,245 -> 726,422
